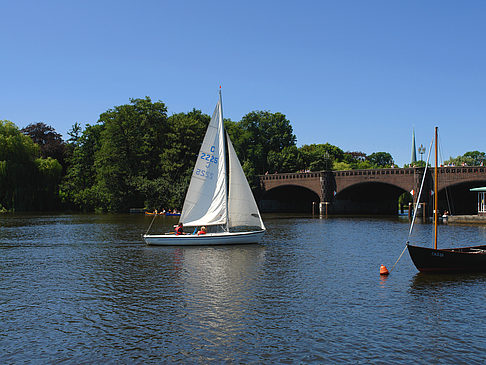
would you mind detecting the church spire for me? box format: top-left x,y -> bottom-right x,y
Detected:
411,128 -> 417,164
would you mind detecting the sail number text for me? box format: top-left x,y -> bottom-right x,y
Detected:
196,145 -> 218,179
200,152 -> 218,164
195,168 -> 214,179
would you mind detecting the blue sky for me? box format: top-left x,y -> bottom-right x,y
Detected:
1,0 -> 485,166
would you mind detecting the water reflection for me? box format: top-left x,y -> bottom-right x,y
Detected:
177,246 -> 266,354
410,272 -> 486,291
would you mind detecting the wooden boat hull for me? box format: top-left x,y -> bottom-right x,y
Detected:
143,230 -> 265,246
407,244 -> 486,273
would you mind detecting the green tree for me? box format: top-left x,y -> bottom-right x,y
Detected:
161,109 -> 209,179
343,151 -> 367,164
0,120 -> 39,211
237,111 -> 296,174
445,151 -> 486,166
333,161 -> 352,171
354,160 -> 373,169
67,122 -> 82,145
343,151 -> 372,169
300,144 -> 342,171
225,119 -> 262,188
267,145 -> 304,173
94,97 -> 169,212
307,152 -> 332,171
155,109 -> 210,209
60,124 -> 104,211
367,152 -> 394,168
34,157 -> 63,210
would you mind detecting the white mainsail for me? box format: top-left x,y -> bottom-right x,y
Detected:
179,94 -> 227,227
227,134 -> 265,230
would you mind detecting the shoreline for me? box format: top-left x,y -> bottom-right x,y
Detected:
447,215 -> 486,225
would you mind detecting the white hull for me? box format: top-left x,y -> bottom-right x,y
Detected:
143,230 -> 265,246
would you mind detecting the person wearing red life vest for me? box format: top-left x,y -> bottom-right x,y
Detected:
175,223 -> 184,235
197,226 -> 206,235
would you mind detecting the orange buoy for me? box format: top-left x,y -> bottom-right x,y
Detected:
380,265 -> 389,275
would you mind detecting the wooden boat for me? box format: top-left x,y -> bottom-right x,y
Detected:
407,127 -> 486,273
142,90 -> 265,246
407,244 -> 486,273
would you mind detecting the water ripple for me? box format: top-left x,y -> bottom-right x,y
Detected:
2,214 -> 486,362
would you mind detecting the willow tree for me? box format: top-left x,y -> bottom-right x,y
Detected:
0,121 -> 38,210
0,121 -> 61,211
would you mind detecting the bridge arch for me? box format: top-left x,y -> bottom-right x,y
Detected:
260,184 -> 321,212
334,168 -> 416,195
334,181 -> 408,215
439,180 -> 486,215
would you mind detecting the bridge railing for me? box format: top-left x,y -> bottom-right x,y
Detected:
333,167 -> 416,177
260,172 -> 321,180
259,166 -> 486,180
439,166 -> 486,174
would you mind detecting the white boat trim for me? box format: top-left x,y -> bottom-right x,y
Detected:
143,230 -> 265,246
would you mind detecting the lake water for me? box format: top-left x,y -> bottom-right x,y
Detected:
2,213 -> 486,363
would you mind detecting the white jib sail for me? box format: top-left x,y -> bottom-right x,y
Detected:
179,96 -> 227,227
227,133 -> 266,230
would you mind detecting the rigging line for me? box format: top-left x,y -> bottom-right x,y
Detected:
390,243 -> 408,274
391,137 -> 434,274
408,137 -> 434,238
144,213 -> 158,236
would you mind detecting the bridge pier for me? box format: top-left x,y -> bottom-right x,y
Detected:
320,202 -> 330,216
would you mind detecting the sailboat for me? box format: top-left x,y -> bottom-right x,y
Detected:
407,127 -> 486,273
143,90 -> 266,245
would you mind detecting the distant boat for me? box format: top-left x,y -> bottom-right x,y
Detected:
144,211 -> 181,216
407,127 -> 486,273
164,212 -> 181,217
143,90 -> 265,245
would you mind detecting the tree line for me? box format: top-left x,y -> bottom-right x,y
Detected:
2,97 -> 481,213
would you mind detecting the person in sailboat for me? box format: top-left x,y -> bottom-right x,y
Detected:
175,223 -> 184,235
197,226 -> 207,235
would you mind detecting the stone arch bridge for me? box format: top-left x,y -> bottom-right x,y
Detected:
258,167 -> 486,215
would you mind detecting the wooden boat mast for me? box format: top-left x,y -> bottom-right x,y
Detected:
434,126 -> 438,250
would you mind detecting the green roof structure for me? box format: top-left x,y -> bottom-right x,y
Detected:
470,187 -> 486,192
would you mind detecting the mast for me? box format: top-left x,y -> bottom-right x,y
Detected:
434,126 -> 438,250
219,87 -> 229,232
